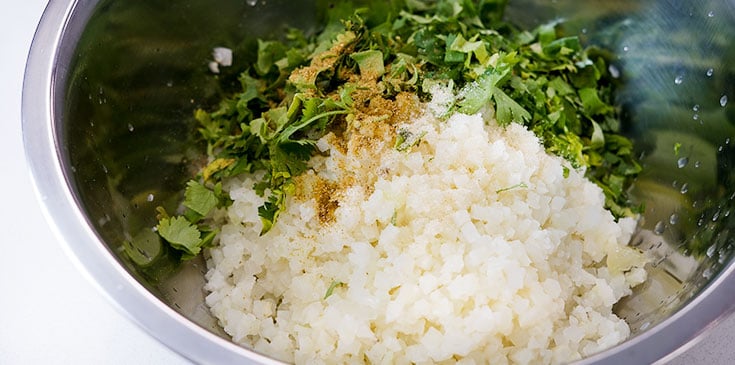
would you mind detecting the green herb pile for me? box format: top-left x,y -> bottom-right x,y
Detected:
155,0 -> 642,260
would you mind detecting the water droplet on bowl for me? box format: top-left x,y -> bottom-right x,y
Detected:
692,114 -> 699,120
706,68 -> 714,77
693,104 -> 700,112
694,160 -> 701,168
706,244 -> 717,257
623,46 -> 629,52
669,213 -> 679,225
674,75 -> 684,85
608,64 -> 620,78
677,157 -> 689,168
654,221 -> 666,235
708,10 -> 715,18
246,0 -> 257,6
680,183 -> 689,194
720,95 -> 728,107
147,194 -> 155,202
128,123 -> 135,132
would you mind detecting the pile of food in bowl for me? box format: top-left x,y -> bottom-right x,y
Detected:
139,1 -> 657,363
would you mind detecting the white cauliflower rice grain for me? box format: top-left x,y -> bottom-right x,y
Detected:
204,103 -> 647,364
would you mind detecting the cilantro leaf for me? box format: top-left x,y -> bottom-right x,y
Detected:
255,40 -> 288,76
491,86 -> 531,125
579,87 -> 611,116
183,180 -> 218,217
350,50 -> 385,78
156,216 -> 203,257
458,63 -> 531,124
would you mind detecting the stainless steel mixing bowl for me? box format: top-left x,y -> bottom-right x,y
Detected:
22,0 -> 735,363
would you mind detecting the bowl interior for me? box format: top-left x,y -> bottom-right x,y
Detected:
43,0 -> 735,362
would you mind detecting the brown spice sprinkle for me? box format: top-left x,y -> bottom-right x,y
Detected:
321,88 -> 420,221
290,38 -> 422,227
314,177 -> 340,224
323,76 -> 421,224
345,75 -> 420,150
288,31 -> 357,89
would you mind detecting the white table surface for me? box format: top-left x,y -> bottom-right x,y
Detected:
1,1 -> 734,364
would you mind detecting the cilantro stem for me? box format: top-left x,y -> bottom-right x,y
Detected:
496,182 -> 529,194
279,109 -> 351,143
324,280 -> 344,299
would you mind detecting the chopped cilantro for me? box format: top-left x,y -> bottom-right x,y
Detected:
184,180 -> 218,217
395,128 -> 427,152
350,50 -> 386,78
154,0 -> 643,260
324,280 -> 345,299
496,182 -> 529,194
156,216 -> 204,258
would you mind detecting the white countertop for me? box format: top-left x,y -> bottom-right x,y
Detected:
1,1 -> 733,364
